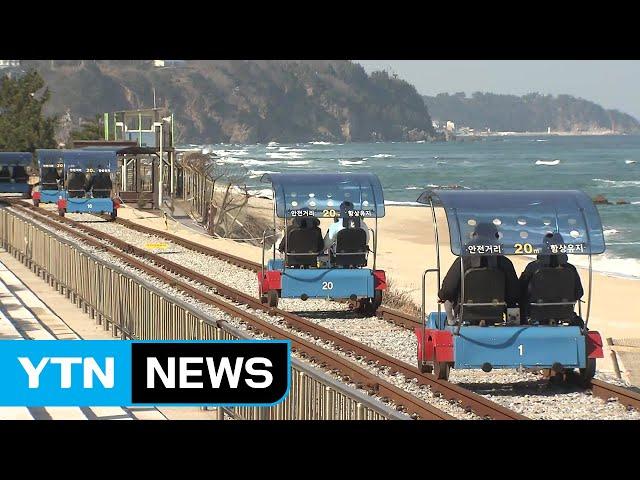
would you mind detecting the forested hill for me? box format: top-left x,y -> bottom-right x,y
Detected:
423,92 -> 640,134
22,60 -> 435,144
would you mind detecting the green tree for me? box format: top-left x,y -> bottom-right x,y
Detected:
69,114 -> 103,143
0,70 -> 58,151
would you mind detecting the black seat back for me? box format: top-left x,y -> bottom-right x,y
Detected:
0,166 -> 10,183
285,219 -> 323,267
41,168 -> 59,190
12,166 -> 28,182
528,266 -> 577,323
333,228 -> 367,267
90,173 -> 113,198
461,256 -> 506,324
67,173 -> 87,198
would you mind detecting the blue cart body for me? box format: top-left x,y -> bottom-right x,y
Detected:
267,258 -> 375,299
426,312 -> 586,369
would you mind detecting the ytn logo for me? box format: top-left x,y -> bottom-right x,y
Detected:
18,357 -> 114,389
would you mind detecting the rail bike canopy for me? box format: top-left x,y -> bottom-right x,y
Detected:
417,189 -> 605,256
36,149 -> 64,169
62,150 -> 117,175
0,152 -> 32,167
262,172 -> 385,219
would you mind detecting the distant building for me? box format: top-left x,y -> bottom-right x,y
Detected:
153,60 -> 187,68
0,60 -> 20,68
446,121 -> 455,132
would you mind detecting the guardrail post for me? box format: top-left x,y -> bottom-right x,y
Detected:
297,371 -> 305,420
356,403 -> 365,420
324,386 -> 334,420
606,337 -> 623,379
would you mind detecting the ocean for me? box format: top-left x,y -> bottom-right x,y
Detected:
185,135 -> 640,279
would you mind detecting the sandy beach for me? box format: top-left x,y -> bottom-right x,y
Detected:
117,200 -> 640,375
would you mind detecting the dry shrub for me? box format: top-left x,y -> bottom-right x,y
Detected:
382,277 -> 421,317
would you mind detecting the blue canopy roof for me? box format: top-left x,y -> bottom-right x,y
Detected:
0,152 -> 32,166
36,149 -> 64,168
262,172 -> 385,218
417,189 -> 605,256
62,150 -> 117,173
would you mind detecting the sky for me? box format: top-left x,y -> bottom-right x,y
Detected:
356,61 -> 640,119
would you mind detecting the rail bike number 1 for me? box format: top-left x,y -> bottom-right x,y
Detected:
322,281 -> 334,290
518,344 -> 524,356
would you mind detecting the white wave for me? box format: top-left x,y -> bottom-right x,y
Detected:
416,140 -> 426,143
286,160 -> 311,165
436,161 -> 448,165
593,178 -> 640,187
570,254 -> 640,280
535,159 -> 560,166
266,152 -> 303,159
535,139 -> 548,142
248,170 -> 277,176
266,146 -> 278,150
241,159 -> 283,166
247,188 -> 274,199
210,149 -> 249,157
339,160 -> 365,166
309,141 -> 332,145
603,229 -> 619,236
384,200 -> 424,206
632,201 -> 640,205
267,141 -> 279,146
625,160 -> 636,164
278,147 -> 309,152
405,186 -> 421,190
371,154 -> 395,158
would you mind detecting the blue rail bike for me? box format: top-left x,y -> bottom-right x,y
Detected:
0,152 -> 34,198
56,149 -> 120,219
415,189 -> 605,383
258,173 -> 387,315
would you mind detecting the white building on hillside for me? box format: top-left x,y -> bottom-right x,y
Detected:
0,60 -> 20,68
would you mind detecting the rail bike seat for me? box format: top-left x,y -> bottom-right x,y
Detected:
88,174 -> 113,198
527,255 -> 578,324
460,256 -> 506,325
12,166 -> 28,183
284,221 -> 324,268
0,166 -> 11,183
332,226 -> 368,267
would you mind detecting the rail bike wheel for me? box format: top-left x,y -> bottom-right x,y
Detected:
417,356 -> 434,374
267,289 -> 279,308
433,360 -> 451,380
578,358 -> 596,386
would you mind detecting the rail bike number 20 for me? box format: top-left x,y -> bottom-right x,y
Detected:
322,281 -> 334,290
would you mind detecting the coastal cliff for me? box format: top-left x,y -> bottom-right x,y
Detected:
23,60 -> 435,144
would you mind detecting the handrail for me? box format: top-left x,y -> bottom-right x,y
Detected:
0,206 -> 405,420
420,268 -> 440,368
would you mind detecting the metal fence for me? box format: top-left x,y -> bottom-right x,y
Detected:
0,207 -> 406,420
182,165 -> 212,223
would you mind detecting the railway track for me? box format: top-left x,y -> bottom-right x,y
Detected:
3,199 -> 527,420
106,209 -> 640,414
